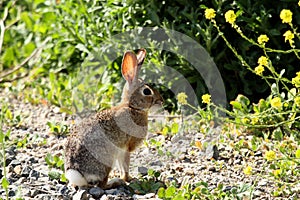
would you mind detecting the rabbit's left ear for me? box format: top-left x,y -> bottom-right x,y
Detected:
121,51 -> 138,85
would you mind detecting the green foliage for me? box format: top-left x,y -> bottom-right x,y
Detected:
46,121 -> 69,136
0,103 -> 10,200
45,153 -> 64,170
157,182 -> 253,200
45,153 -> 66,182
129,169 -> 164,195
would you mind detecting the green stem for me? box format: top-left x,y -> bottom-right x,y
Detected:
0,105 -> 9,200
233,23 -> 300,59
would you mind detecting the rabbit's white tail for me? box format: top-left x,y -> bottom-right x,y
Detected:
66,169 -> 88,187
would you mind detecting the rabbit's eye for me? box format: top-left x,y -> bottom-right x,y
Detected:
142,88 -> 152,95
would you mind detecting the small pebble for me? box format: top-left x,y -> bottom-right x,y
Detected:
9,159 -> 21,167
29,169 -> 40,180
89,187 -> 105,198
138,166 -> 148,176
73,189 -> 88,200
21,166 -> 32,177
13,165 -> 22,175
105,188 -> 118,195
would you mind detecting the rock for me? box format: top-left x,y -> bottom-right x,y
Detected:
21,166 -> 32,177
150,160 -> 163,167
27,157 -> 38,164
8,189 -> 15,197
9,159 -> 21,167
133,194 -> 145,199
138,166 -> 148,176
73,189 -> 88,200
13,165 -> 22,175
29,169 -> 40,180
100,194 -> 109,200
185,168 -> 194,175
254,151 -> 263,157
5,156 -> 14,166
144,193 -> 155,198
89,187 -> 105,198
105,188 -> 118,195
253,189 -> 262,197
30,189 -> 40,197
208,166 -> 216,172
53,106 -> 61,114
233,159 -> 241,165
222,185 -> 234,192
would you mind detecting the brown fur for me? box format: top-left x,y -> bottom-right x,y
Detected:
64,49 -> 163,188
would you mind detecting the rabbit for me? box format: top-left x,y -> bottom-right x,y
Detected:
64,48 -> 163,189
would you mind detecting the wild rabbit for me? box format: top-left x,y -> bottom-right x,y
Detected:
64,49 -> 163,189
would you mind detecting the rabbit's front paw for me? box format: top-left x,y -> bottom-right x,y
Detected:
122,172 -> 136,182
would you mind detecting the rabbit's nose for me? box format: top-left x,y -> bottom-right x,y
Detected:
154,98 -> 164,106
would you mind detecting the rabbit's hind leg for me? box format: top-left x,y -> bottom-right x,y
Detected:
65,169 -> 88,187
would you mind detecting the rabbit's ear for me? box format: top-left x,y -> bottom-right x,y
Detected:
122,51 -> 138,85
136,48 -> 146,68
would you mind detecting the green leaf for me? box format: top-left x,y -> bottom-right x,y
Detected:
5,109 -> 12,120
60,173 -> 67,183
165,185 -> 176,198
162,126 -> 169,135
20,12 -> 33,30
45,153 -> 54,166
48,171 -> 61,180
236,95 -> 250,107
173,194 -> 186,200
295,149 -> 300,159
2,47 -> 15,65
1,177 -> 9,189
230,101 -> 242,110
0,132 -> 4,142
24,42 -> 36,57
171,123 -> 179,134
157,187 -> 165,198
272,128 -> 283,141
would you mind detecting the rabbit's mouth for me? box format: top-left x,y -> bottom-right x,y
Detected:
149,99 -> 164,113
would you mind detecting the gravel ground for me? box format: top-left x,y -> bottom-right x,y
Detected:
1,91 -> 299,200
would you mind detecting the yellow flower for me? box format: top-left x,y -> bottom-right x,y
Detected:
241,118 -> 250,124
257,56 -> 268,66
205,8 -> 216,20
251,117 -> 259,125
177,92 -> 188,105
265,150 -> 276,161
270,97 -> 282,110
243,166 -> 252,175
283,30 -> 295,46
273,169 -> 282,177
294,96 -> 300,107
225,10 -> 237,24
280,9 -> 293,23
283,31 -> 294,41
202,94 -> 211,104
299,0 -> 300,6
254,65 -> 264,76
292,72 -> 300,88
257,34 -> 269,45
